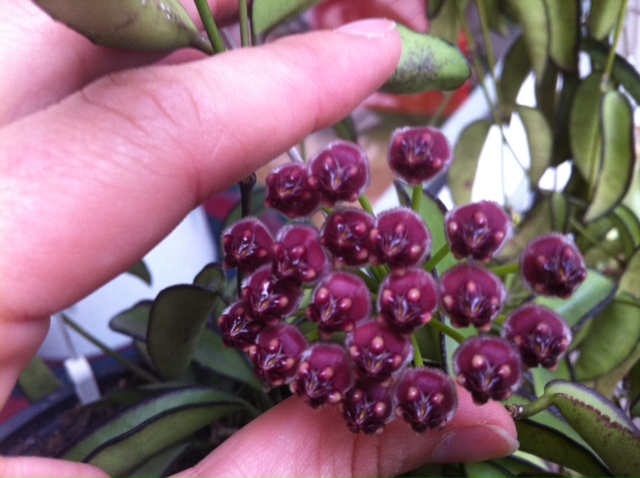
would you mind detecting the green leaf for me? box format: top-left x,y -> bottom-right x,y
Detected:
251,0 -> 322,36
545,380 -> 640,477
449,119 -> 492,206
535,268 -> 616,328
591,341 -> 640,400
427,0 -> 468,46
543,0 -> 578,71
515,105 -> 552,185
193,262 -> 227,292
17,356 -> 62,401
629,360 -> 640,417
498,37 -> 530,118
620,249 -> 640,299
147,285 -> 218,379
414,191 -> 457,273
550,192 -> 569,232
127,441 -> 191,477
62,387 -> 246,476
479,0 -> 510,36
588,0 -> 625,40
110,300 -> 152,341
193,329 -> 261,391
61,387 -> 244,463
33,0 -> 211,53
584,90 -> 634,222
507,394 -> 611,476
464,461 -> 513,477
503,0 -> 549,79
127,260 -> 152,285
569,73 -> 604,186
380,24 -> 471,95
608,205 -> 640,260
575,294 -> 640,380
426,0 -> 445,18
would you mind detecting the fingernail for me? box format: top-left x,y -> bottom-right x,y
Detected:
335,18 -> 397,39
431,425 -> 519,463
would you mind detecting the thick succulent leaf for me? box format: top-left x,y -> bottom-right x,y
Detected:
193,329 -> 261,391
534,62 -> 558,130
426,0 -> 445,18
499,197 -> 553,260
449,119 -> 492,206
17,356 -> 62,402
426,0 -> 468,45
620,249 -> 640,299
33,0 -> 210,53
110,300 -> 152,341
380,24 -> 471,95
545,380 -> 640,477
251,0 -> 322,36
498,37 -> 530,118
630,360 -> 640,418
493,456 -> 551,476
463,461 -> 513,477
531,357 -> 571,397
575,293 -> 640,380
503,0 -> 549,79
62,387 -> 245,463
551,71 -> 579,166
193,262 -> 227,292
147,285 -> 218,379
543,0 -> 578,71
608,205 -> 640,260
584,90 -> 634,222
332,115 -> 357,143
582,37 -> 640,105
515,105 -> 552,185
127,441 -> 191,477
587,0 -> 625,40
127,260 -> 152,285
569,73 -> 604,186
550,192 -> 569,232
592,341 -> 640,400
535,268 -> 616,329
479,0 -> 510,36
415,191 -> 458,273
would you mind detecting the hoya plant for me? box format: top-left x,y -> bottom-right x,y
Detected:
13,0 -> 640,476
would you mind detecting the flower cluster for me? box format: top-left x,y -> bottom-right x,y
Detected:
219,126 -> 586,435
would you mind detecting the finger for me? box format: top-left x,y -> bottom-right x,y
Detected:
0,0 -> 239,125
176,389 -> 518,477
0,456 -> 108,478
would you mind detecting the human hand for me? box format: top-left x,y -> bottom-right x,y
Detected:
0,1 -> 517,475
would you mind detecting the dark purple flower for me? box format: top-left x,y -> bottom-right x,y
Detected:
265,162 -> 320,218
308,141 -> 370,206
439,264 -> 507,331
222,217 -> 274,273
218,300 -> 264,350
387,126 -> 452,185
272,224 -> 329,284
320,208 -> 375,268
502,304 -> 572,369
520,233 -> 587,298
241,266 -> 302,323
341,379 -> 395,435
445,201 -> 511,263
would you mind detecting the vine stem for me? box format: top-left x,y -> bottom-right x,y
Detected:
411,185 -> 423,212
427,318 -> 466,344
238,0 -> 251,48
194,0 -> 226,54
411,334 -> 424,367
507,394 -> 553,420
423,243 -> 450,272
601,0 -> 628,89
490,262 -> 520,276
62,314 -> 160,384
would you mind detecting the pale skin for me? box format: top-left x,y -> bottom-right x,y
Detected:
0,1 -> 518,476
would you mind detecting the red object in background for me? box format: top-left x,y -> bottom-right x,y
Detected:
311,0 -> 471,117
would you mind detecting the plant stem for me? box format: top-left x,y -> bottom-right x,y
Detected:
287,146 -> 304,163
411,334 -> 424,367
61,314 -> 160,384
358,194 -> 375,215
476,0 -> 502,107
411,185 -> 423,212
238,0 -> 251,47
601,0 -> 628,89
423,243 -> 450,272
507,394 -> 553,420
427,318 -> 466,344
490,262 -> 520,276
194,0 -> 226,54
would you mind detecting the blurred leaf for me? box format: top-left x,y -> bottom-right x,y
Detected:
575,293 -> 640,380
620,249 -> 640,299
584,90 -> 634,222
535,268 -> 616,329
531,357 -> 571,397
127,441 -> 191,477
545,380 -> 640,477
427,0 -> 468,45
498,37 -> 530,118
582,37 -> 640,105
480,0 -> 510,36
592,341 -> 640,399
18,356 -> 62,401
61,387 -> 245,464
110,300 -> 152,341
464,461 -> 513,477
34,0 -> 211,53
550,192 -> 569,232
380,24 -> 471,95
333,115 -> 357,143
534,62 -> 558,131
629,360 -> 640,418
426,0 -> 445,18
550,71 -> 579,166
193,329 -> 261,391
493,455 -> 550,476
499,197 -> 553,260
415,191 -> 458,273
543,0 -> 578,71
587,0 -> 625,40
148,285 -> 218,379
251,0 -> 322,36
449,119 -> 492,206
503,0 -> 549,79
608,206 -> 640,260
193,263 -> 227,292
516,105 -> 552,185
127,260 -> 152,285
569,73 -> 604,186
